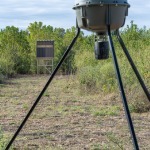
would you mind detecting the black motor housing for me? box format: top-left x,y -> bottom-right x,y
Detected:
95,41 -> 109,60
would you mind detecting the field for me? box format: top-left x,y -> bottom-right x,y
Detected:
0,75 -> 150,150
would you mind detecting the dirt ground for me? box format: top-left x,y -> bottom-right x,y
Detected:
0,75 -> 150,150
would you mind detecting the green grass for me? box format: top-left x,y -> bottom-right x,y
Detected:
91,132 -> 124,150
93,106 -> 120,117
0,127 -> 13,150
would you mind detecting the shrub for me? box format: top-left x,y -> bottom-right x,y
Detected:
0,73 -> 5,84
128,87 -> 150,113
75,50 -> 98,69
97,62 -> 117,93
0,56 -> 15,78
77,62 -> 117,93
77,66 -> 98,92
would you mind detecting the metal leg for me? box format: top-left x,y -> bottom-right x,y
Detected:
116,30 -> 150,102
5,27 -> 80,150
107,25 -> 139,150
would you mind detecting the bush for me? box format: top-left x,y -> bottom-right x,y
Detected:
97,62 -> 117,93
75,50 -> 98,69
128,87 -> 150,113
0,26 -> 31,75
77,66 -> 98,92
0,73 -> 5,84
77,62 -> 117,93
0,56 -> 15,78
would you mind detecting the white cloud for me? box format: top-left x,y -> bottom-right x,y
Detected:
124,0 -> 150,28
0,0 -> 75,29
0,0 -> 149,30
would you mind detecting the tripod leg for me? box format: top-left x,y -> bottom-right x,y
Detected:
107,25 -> 139,150
5,27 -> 80,150
116,30 -> 150,102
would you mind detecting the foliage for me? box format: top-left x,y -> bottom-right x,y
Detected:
0,56 -> 15,77
0,127 -> 11,150
27,22 -> 54,73
26,22 -> 85,74
93,106 -> 120,116
0,26 -> 31,77
77,61 -> 117,93
77,21 -> 149,91
0,21 -> 149,113
76,21 -> 150,112
128,87 -> 150,113
92,132 -> 126,150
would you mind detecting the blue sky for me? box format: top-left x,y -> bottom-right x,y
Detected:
0,0 -> 150,32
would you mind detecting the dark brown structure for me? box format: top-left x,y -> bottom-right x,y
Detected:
36,41 -> 54,58
36,40 -> 54,74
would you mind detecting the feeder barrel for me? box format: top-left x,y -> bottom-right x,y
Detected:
73,0 -> 130,32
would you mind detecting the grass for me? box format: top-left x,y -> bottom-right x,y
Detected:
93,106 -> 120,117
0,75 -> 150,149
0,127 -> 13,150
91,132 -> 127,150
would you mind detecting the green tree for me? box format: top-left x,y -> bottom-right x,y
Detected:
0,26 -> 31,75
27,21 -> 54,73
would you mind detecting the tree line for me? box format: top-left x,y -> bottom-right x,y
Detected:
0,21 -> 150,83
0,21 -> 92,77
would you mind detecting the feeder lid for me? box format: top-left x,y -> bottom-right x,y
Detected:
74,0 -> 130,7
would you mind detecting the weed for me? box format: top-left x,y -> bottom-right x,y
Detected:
44,92 -> 50,97
93,106 -> 120,117
23,103 -> 29,111
128,87 -> 150,113
106,132 -> 124,150
92,132 -> 125,150
71,99 -> 78,103
0,127 -> 13,150
92,144 -> 101,150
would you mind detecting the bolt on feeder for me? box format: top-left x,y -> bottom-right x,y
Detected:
73,0 -> 130,59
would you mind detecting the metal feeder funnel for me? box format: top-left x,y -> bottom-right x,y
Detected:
73,0 -> 130,33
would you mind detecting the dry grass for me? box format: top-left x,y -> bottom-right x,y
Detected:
0,75 -> 150,150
